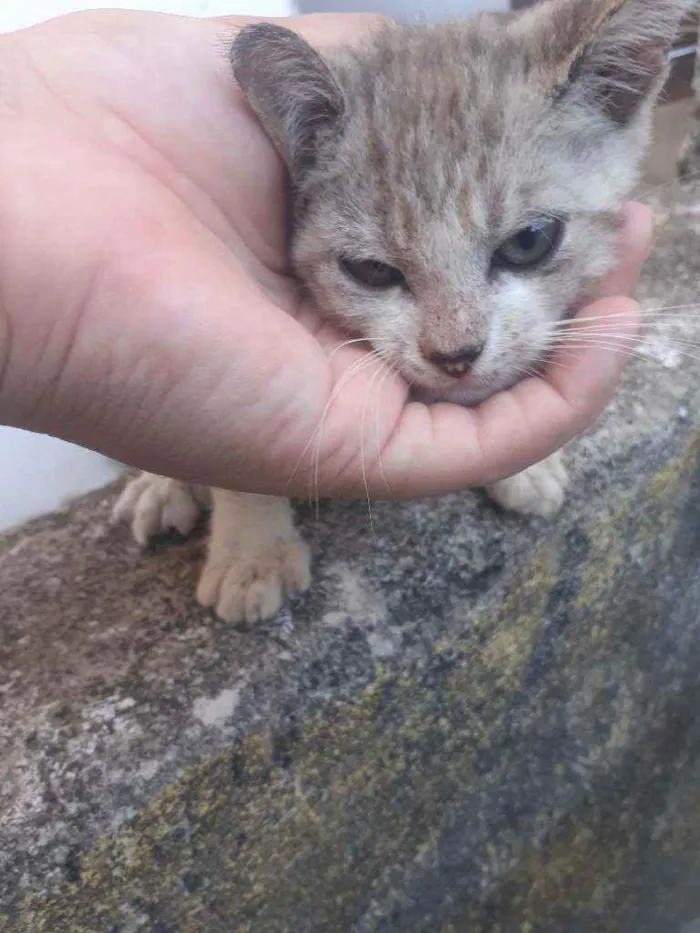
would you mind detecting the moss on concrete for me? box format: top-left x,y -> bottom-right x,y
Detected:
8,433 -> 700,932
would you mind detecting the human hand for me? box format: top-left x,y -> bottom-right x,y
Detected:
0,11 -> 651,500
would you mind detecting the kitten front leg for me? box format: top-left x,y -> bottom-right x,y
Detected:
196,490 -> 311,625
485,451 -> 568,519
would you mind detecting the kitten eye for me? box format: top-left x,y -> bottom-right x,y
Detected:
339,257 -> 406,289
493,218 -> 565,271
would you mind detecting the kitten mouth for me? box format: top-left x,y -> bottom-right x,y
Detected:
409,369 -> 491,407
409,362 -> 545,408
411,381 -> 492,408
439,360 -> 473,378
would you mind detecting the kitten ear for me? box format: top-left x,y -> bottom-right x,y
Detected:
540,0 -> 686,124
231,23 -> 344,179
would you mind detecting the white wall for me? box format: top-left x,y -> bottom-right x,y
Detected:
2,0 -> 294,33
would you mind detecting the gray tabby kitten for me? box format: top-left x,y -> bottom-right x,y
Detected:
114,0 -> 685,625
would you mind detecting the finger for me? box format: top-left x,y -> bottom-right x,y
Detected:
597,201 -> 654,299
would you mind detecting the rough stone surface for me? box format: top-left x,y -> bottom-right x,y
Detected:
2,184 -> 700,932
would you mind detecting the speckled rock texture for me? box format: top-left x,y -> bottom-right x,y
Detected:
2,179 -> 700,933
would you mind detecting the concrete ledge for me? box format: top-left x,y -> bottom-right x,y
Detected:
2,184 -> 700,932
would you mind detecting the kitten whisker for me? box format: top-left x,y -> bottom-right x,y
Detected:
636,165 -> 700,202
551,330 -> 700,348
326,336 -> 393,363
540,357 -> 568,373
547,338 -> 700,366
548,303 -> 700,328
373,360 -> 399,494
286,346 -> 388,495
311,349 -> 388,517
359,355 -> 397,538
549,327 -> 700,345
285,349 -> 386,518
550,341 -> 656,363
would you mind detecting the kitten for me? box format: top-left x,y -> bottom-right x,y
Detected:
114,0 -> 685,625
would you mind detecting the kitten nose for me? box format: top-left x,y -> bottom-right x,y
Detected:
426,342 -> 485,377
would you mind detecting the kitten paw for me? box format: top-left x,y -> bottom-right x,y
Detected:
113,473 -> 208,546
196,536 -> 311,625
486,453 -> 568,519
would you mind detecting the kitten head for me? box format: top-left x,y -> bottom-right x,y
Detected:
232,0 -> 684,405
